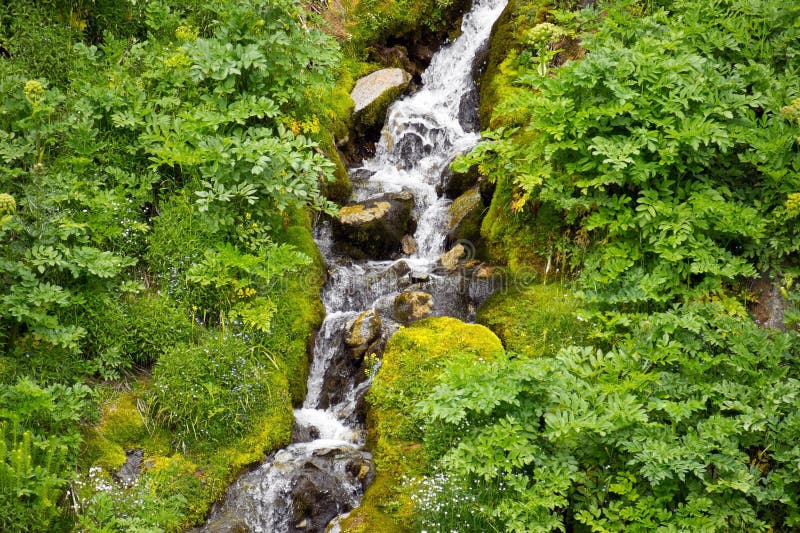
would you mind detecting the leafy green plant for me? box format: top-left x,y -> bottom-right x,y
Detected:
0,378 -> 96,531
185,242 -> 310,330
464,0 -> 800,307
419,303 -> 800,532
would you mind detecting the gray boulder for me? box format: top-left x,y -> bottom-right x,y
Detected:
350,68 -> 412,113
333,191 -> 416,259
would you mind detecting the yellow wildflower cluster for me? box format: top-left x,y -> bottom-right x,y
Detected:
780,98 -> 800,123
236,287 -> 257,298
23,80 -> 45,107
786,192 -> 800,218
0,193 -> 15,217
301,115 -> 321,135
288,115 -> 321,136
175,25 -> 199,42
165,51 -> 191,69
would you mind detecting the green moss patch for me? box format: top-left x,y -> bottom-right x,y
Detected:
339,317 -> 503,532
477,282 -> 586,355
481,174 -> 568,273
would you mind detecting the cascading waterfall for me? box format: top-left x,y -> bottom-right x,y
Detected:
199,0 -> 507,531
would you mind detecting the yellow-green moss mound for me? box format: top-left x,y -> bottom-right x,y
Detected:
477,282 -> 586,355
339,317 -> 503,532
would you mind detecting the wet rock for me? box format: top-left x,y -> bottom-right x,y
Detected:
443,162 -> 480,199
351,68 -> 412,114
198,510 -> 250,533
393,291 -> 433,324
750,276 -> 786,331
401,235 -> 417,255
292,424 -> 320,444
394,131 -> 434,167
349,167 -> 375,184
447,187 -> 484,246
345,310 -> 382,359
409,270 -> 429,283
113,449 -> 143,488
387,260 -> 411,278
287,449 -> 374,533
479,175 -> 496,206
317,344 -> 357,410
475,264 -> 497,278
333,191 -> 416,259
458,83 -> 480,133
440,244 -> 466,271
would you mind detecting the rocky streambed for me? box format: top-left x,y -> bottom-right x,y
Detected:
198,0 -> 508,530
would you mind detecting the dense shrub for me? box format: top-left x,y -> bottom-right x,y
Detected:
464,0 -> 800,306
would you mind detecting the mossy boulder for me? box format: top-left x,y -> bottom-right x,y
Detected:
322,140 -> 353,203
446,187 -> 484,247
339,318 -> 503,532
333,191 -> 416,259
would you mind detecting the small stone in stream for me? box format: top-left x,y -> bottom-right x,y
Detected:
401,234 -> 417,255
387,260 -> 411,278
344,309 -> 382,359
463,259 -> 481,269
393,291 -> 433,324
440,244 -> 466,270
475,265 -> 496,278
296,520 -> 308,529
409,270 -> 429,283
357,464 -> 371,481
349,167 -> 374,183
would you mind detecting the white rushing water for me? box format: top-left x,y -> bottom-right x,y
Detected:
356,0 -> 508,259
199,1 -> 507,531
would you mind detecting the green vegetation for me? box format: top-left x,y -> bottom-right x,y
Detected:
339,317 -> 503,532
477,281 -> 585,355
0,0 -> 477,527
405,0 -> 800,531
0,0 -> 341,529
5,0 -> 800,530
